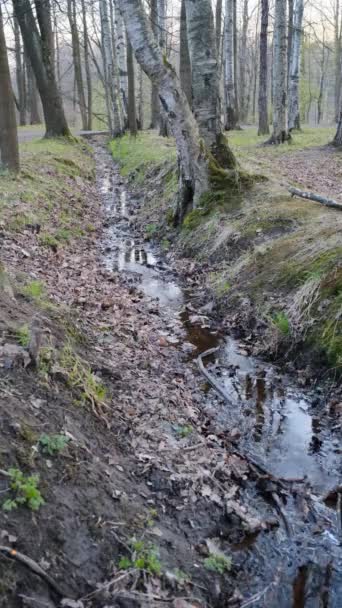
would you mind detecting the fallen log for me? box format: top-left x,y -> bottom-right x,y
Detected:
289,187 -> 342,210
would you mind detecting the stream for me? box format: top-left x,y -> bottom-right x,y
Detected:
95,141 -> 341,607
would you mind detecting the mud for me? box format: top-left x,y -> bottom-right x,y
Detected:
96,140 -> 342,607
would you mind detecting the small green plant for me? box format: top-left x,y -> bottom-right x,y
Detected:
161,238 -> 171,251
272,311 -> 291,336
174,569 -> 191,585
21,280 -> 45,300
59,346 -> 107,408
39,433 -> 70,456
204,553 -> 232,574
38,233 -> 59,248
16,324 -> 30,347
118,539 -> 162,576
174,424 -> 193,438
145,223 -> 158,237
2,468 -> 44,512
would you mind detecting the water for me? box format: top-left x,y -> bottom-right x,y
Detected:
95,142 -> 342,607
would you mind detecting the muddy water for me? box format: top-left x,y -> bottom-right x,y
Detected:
96,143 -> 341,607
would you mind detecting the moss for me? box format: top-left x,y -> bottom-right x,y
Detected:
38,233 -> 59,248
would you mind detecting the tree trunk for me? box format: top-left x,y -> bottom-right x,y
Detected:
224,0 -> 238,129
334,2 -> 342,123
0,5 -> 19,172
185,0 -> 232,160
258,0 -> 269,135
126,36 -> 137,136
287,0 -> 294,86
266,0 -> 290,143
100,0 -> 123,136
27,60 -> 41,124
180,0 -> 192,106
239,0 -> 249,123
215,0 -> 223,67
158,0 -> 169,136
109,0 -> 124,130
333,109 -> 342,146
138,66 -> 144,128
150,0 -> 159,128
114,0 -> 128,120
13,0 -> 70,137
117,0 -> 208,221
288,0 -> 304,131
67,0 -> 87,130
81,0 -> 92,130
14,17 -> 26,126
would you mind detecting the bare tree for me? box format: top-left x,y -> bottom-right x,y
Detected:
288,0 -> 304,131
150,0 -> 159,128
81,0 -> 93,130
266,0 -> 290,143
67,0 -> 87,130
27,60 -> 41,124
114,0 -> 128,119
14,17 -> 26,126
13,0 -> 70,137
0,4 -> 19,172
224,0 -> 238,129
100,0 -> 123,135
258,0 -> 269,135
126,36 -> 137,135
179,0 -> 192,106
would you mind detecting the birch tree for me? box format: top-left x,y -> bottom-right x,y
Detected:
100,0 -> 123,135
258,0 -> 269,135
0,4 -> 19,172
114,0 -> 128,119
117,0 -> 237,222
14,17 -> 26,126
67,0 -> 87,130
288,0 -> 304,131
224,0 -> 238,129
266,0 -> 290,143
179,0 -> 192,106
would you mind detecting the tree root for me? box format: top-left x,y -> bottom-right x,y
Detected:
197,347 -> 232,403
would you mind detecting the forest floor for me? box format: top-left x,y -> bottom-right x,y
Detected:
0,130 -> 341,608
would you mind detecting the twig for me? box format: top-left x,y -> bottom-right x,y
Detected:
197,347 -> 232,403
239,569 -> 281,607
289,187 -> 342,210
0,546 -> 66,597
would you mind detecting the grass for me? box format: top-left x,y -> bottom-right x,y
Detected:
59,345 -> 107,409
39,434 -> 70,456
110,132 -> 177,179
16,324 -> 30,347
204,553 -> 232,574
0,138 -> 95,247
118,539 -> 162,576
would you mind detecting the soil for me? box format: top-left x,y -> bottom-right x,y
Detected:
0,137 -> 341,608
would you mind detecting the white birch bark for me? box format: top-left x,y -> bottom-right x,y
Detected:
184,0 -> 220,149
100,0 -> 122,135
117,0 -> 208,217
288,0 -> 304,131
114,0 -> 128,117
224,0 -> 237,129
268,0 -> 289,143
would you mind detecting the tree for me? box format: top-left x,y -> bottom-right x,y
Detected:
179,0 -> 192,106
27,61 -> 41,125
239,0 -> 249,123
81,0 -> 93,130
100,0 -> 123,136
14,17 -> 26,126
224,0 -> 238,129
288,0 -> 304,131
266,0 -> 290,143
67,0 -> 87,130
117,0 -> 237,223
13,0 -> 70,137
0,4 -> 19,172
114,0 -> 128,120
258,0 -> 269,135
126,36 -> 137,136
150,0 -> 159,128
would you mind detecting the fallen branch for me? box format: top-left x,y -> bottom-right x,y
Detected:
0,546 -> 66,597
197,347 -> 232,403
289,187 -> 342,210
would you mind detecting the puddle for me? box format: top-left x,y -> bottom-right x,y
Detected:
95,142 -> 342,608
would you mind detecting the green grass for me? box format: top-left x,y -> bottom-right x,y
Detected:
39,433 -> 70,456
2,468 -> 45,512
228,125 -> 335,156
204,553 -> 232,574
16,324 -> 30,347
110,132 -> 177,178
21,280 -> 45,300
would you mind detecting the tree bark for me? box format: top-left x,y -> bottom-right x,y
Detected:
81,0 -> 93,130
288,0 -> 304,131
333,109 -> 342,146
158,0 -> 169,136
138,65 -> 144,128
126,36 -> 137,136
114,0 -> 128,120
334,1 -> 342,123
67,0 -> 87,130
266,0 -> 290,143
100,0 -> 123,136
14,17 -> 26,126
258,0 -> 269,135
0,5 -> 19,172
27,60 -> 41,125
13,0 -> 70,137
239,0 -> 249,123
224,0 -> 238,129
150,0 -> 159,128
179,0 -> 192,106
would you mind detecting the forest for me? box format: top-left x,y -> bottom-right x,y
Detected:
0,0 -> 341,607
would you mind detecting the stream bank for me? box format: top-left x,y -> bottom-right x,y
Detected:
98,137 -> 342,606
0,135 -> 340,607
